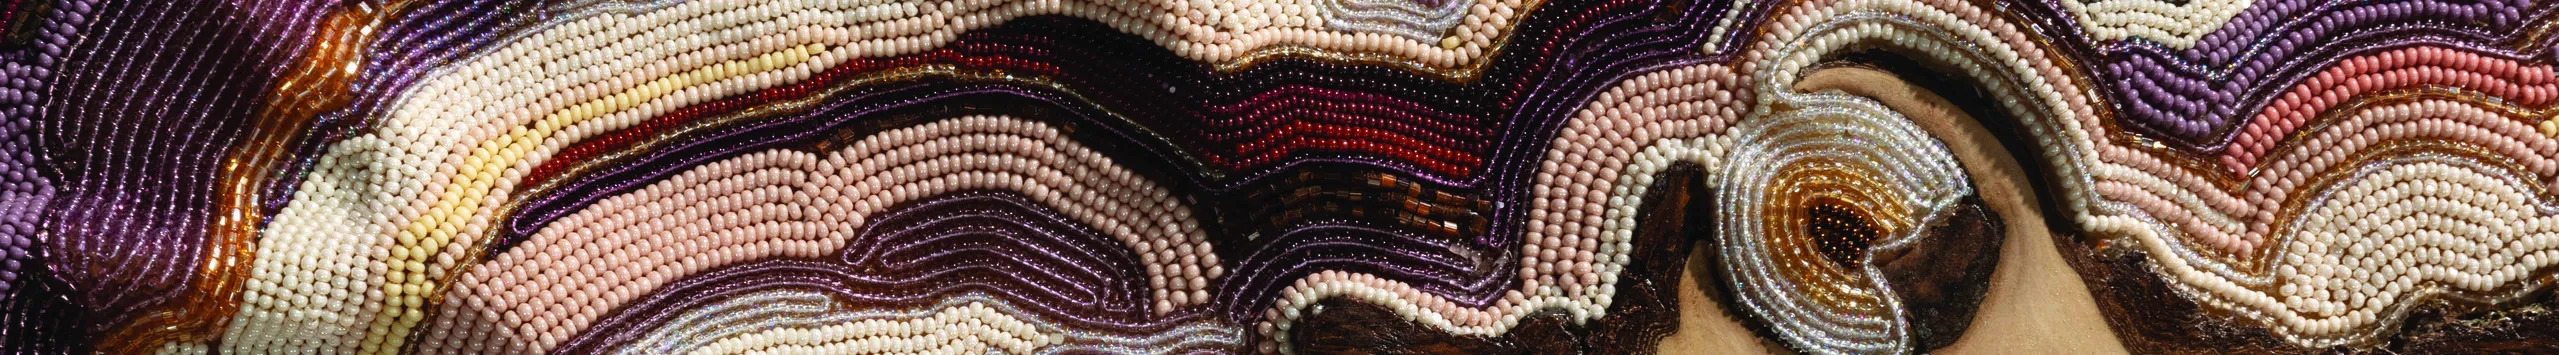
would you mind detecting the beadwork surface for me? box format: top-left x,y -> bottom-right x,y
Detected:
0,0 -> 2553,353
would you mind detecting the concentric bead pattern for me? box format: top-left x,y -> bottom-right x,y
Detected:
1713,92 -> 1975,354
1,0 -> 2554,354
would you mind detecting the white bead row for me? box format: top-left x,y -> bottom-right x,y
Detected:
641,290 -> 1239,354
2057,0 -> 2256,48
622,288 -> 851,355
1322,0 -> 1470,44
2266,156 -> 2559,344
688,300 -> 1059,355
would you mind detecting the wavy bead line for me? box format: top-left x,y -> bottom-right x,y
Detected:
1735,0 -> 2559,347
2055,0 -> 2260,49
630,290 -> 1238,355
2043,0 -> 2547,144
1254,62 -> 1743,352
244,1 -> 869,351
2225,46 -> 2559,170
29,0 -> 336,352
687,298 -> 1058,354
117,1 -> 415,352
420,115 -> 1213,354
546,190 -> 1243,354
481,3 -> 1739,342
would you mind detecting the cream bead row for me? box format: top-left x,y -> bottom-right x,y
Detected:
2060,0 -> 2255,48
625,289 -> 1242,355
746,0 -> 1529,69
2239,100 -> 2557,240
234,0 -> 870,352
221,136 -> 405,354
622,289 -> 852,355
688,300 -> 1059,355
2089,161 -> 2256,250
359,1 -> 869,350
2265,158 -> 2559,342
257,4 -> 888,346
1259,270 -> 1523,352
2257,101 -> 2559,189
2087,97 -> 2556,257
2110,157 -> 2559,347
391,1 -> 853,255
366,40 -> 837,355
422,115 -> 1214,353
155,343 -> 209,355
389,0 -> 848,170
1254,64 -> 1744,353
